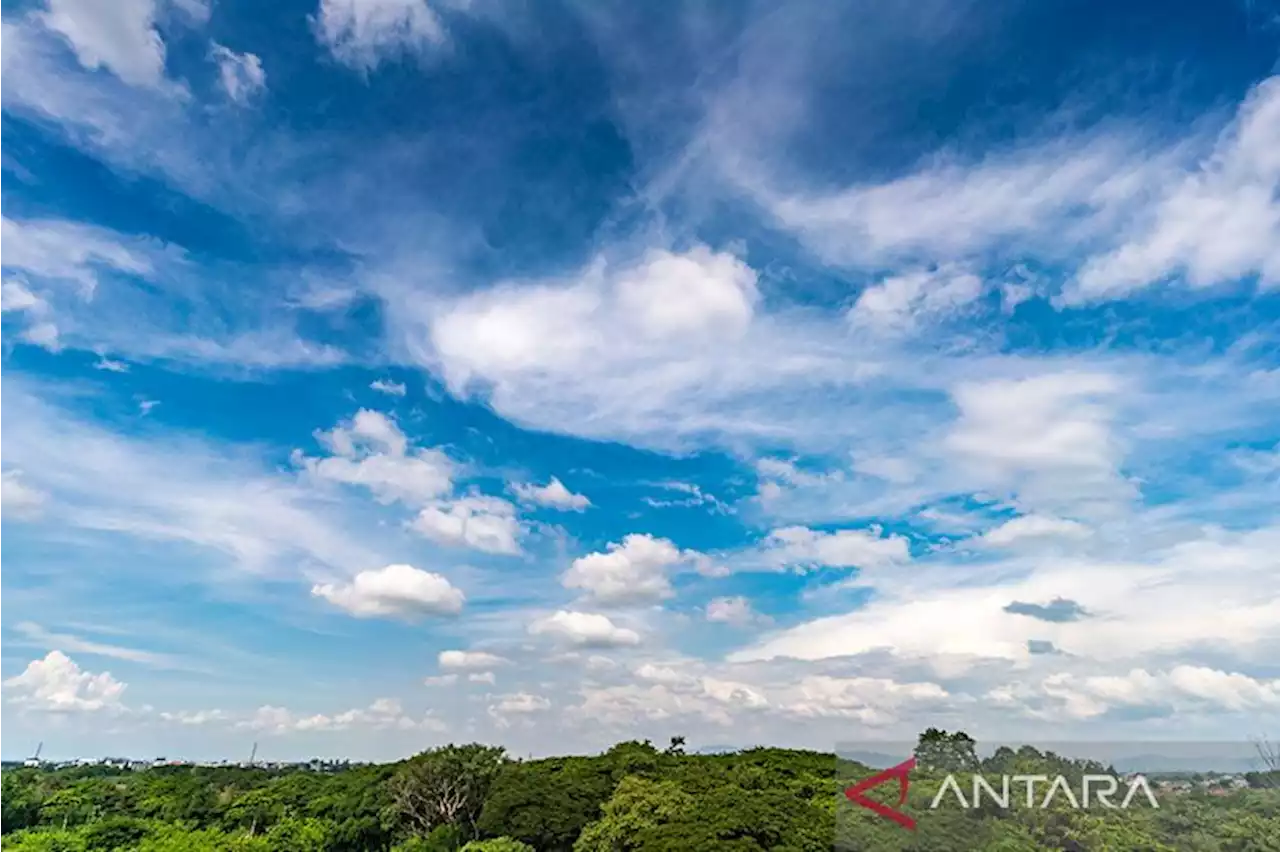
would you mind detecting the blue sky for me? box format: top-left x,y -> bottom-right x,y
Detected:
2,0 -> 1279,762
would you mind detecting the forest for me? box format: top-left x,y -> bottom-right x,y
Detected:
2,731 -> 1277,851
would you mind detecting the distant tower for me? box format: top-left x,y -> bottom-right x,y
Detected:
24,742 -> 43,768
247,742 -> 258,767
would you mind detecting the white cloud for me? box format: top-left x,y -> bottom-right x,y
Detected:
431,247 -> 758,382
313,0 -> 447,71
529,610 -> 641,648
760,525 -> 910,571
12,622 -> 181,668
469,671 -> 496,685
1007,666 -> 1280,720
4,651 -> 127,713
493,692 -> 551,713
2,279 -> 48,314
1,216 -> 155,294
487,691 -> 552,729
779,675 -> 949,724
370,378 -> 407,396
21,321 -> 63,350
944,371 -> 1133,516
312,563 -> 465,619
93,356 -> 130,372
642,481 -> 731,514
512,477 -> 590,511
169,0 -> 211,24
36,0 -> 169,89
562,533 -> 692,606
571,666 -> 770,729
705,596 -> 762,626
981,515 -> 1092,547
243,697 -> 442,734
745,132 -> 1155,269
210,43 -> 266,103
298,409 -> 455,505
849,266 -> 984,332
160,709 -> 228,726
4,382 -> 386,578
412,495 -> 522,554
2,470 -> 48,520
424,674 -> 458,687
408,245 -> 846,451
1070,76 -> 1280,302
732,524 -> 1280,669
438,650 -> 508,671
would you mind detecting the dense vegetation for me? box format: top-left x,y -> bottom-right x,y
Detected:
2,732 -> 1276,851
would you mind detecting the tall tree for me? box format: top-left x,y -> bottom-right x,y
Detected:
390,745 -> 506,840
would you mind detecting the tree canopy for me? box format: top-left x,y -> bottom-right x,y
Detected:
2,731 -> 1276,851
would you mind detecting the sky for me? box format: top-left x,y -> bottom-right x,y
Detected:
1,0 -> 1279,763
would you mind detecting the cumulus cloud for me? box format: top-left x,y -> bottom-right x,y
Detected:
705,596 -> 763,626
732,524 -> 1280,668
760,525 -> 910,571
402,244 -> 852,451
210,43 -> 266,103
297,409 -> 455,505
490,692 -> 551,714
370,378 -> 407,396
160,709 -> 229,725
312,563 -> 465,619
571,661 -> 946,731
563,533 -> 701,606
779,675 -> 950,724
243,697 -> 443,734
438,650 -> 508,671
997,665 -> 1280,720
848,266 -> 985,333
529,610 -> 641,648
4,651 -> 127,713
512,477 -> 590,511
313,0 -> 447,71
35,0 -> 170,89
944,371 -> 1133,515
981,515 -> 1092,547
488,691 -> 551,727
431,247 -> 758,381
411,495 -> 522,554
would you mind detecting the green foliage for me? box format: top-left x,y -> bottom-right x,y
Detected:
461,839 -> 536,852
2,733 -> 1276,851
476,756 -> 618,851
80,815 -> 151,850
914,728 -> 979,773
389,744 -> 506,841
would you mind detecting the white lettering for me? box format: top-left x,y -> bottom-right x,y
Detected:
1041,776 -> 1081,809
1082,775 -> 1118,808
1120,776 -> 1160,809
930,775 -> 969,809
1011,775 -> 1048,808
972,775 -> 1009,809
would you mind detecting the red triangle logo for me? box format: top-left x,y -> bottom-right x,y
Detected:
844,757 -> 916,830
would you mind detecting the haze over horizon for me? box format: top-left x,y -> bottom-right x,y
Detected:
2,0 -> 1279,763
